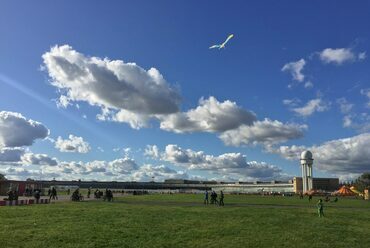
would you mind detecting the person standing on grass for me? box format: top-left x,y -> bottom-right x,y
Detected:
219,191 -> 224,206
213,191 -> 218,205
52,187 -> 58,200
204,190 -> 209,205
49,188 -> 53,200
87,187 -> 91,198
317,199 -> 324,217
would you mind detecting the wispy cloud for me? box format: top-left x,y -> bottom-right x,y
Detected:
282,59 -> 305,82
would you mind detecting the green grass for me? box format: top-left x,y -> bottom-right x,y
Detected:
0,194 -> 369,248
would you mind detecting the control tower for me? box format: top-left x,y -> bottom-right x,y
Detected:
300,150 -> 313,192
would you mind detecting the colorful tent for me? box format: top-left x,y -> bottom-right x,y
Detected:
332,186 -> 356,196
350,186 -> 363,196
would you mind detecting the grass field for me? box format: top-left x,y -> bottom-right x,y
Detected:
0,194 -> 369,248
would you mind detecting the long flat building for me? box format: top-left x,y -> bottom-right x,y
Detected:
0,176 -> 339,195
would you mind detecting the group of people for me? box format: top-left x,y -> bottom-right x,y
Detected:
93,188 -> 114,201
48,187 -> 58,200
71,188 -> 84,201
5,188 -> 41,201
104,189 -> 114,202
204,190 -> 224,206
5,189 -> 19,201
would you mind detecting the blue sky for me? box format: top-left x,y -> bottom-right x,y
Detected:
0,1 -> 369,182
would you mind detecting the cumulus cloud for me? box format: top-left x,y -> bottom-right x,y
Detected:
108,158 -> 138,174
40,158 -> 185,182
159,96 -> 256,133
219,119 -> 307,147
282,59 -> 305,82
0,147 -> 25,163
0,167 -> 41,180
147,144 -> 286,181
42,45 -> 181,128
291,98 -> 330,117
0,111 -> 49,147
319,48 -> 359,65
111,110 -> 150,129
130,164 -> 188,182
269,133 -> 370,175
55,135 -> 91,153
0,148 -> 57,167
21,153 -> 58,166
144,145 -> 160,159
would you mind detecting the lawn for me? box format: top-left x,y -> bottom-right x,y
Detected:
0,194 -> 369,248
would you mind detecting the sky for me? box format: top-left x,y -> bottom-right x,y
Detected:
0,1 -> 370,182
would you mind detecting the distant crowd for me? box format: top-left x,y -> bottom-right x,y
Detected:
204,190 -> 224,206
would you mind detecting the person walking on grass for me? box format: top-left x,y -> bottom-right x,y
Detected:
211,191 -> 218,205
219,190 -> 224,206
204,190 -> 209,205
317,199 -> 324,217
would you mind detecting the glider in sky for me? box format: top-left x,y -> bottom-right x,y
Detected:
209,34 -> 234,49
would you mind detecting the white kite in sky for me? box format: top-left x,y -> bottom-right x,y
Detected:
209,34 -> 234,49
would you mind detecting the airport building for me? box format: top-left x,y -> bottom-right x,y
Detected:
0,151 -> 339,195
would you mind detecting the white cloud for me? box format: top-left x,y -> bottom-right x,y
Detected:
148,144 -> 287,181
0,147 -> 25,163
219,119 -> 307,147
41,159 -> 185,182
341,113 -> 370,132
144,145 -> 160,159
130,164 -> 188,182
21,153 -> 58,166
269,133 -> 370,175
55,134 -> 91,153
0,167 -> 53,180
282,59 -> 305,82
291,98 -> 330,117
337,98 -> 354,114
358,52 -> 366,60
319,48 -> 356,65
56,95 -> 71,108
304,81 -> 314,89
360,88 -> 370,108
343,115 -> 353,128
159,96 -> 256,133
108,158 -> 139,174
112,109 -> 150,129
283,98 -> 300,107
0,111 -> 49,147
42,45 -> 181,128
